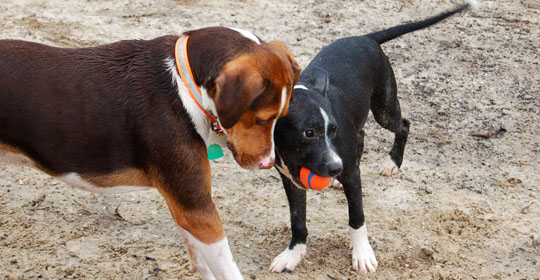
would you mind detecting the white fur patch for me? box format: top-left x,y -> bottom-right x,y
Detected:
319,108 -> 342,167
468,0 -> 478,9
0,154 -> 150,193
166,57 -> 212,144
275,153 -> 304,189
178,227 -> 242,280
350,225 -> 378,274
0,151 -> 36,168
228,27 -> 261,45
275,155 -> 292,180
331,178 -> 343,189
278,87 -> 287,116
269,243 -> 307,272
293,84 -> 308,90
379,156 -> 399,176
59,173 -> 151,194
177,227 -> 216,280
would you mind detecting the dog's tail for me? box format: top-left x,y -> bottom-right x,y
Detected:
365,0 -> 477,44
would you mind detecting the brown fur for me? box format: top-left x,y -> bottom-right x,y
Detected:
0,27 -> 300,246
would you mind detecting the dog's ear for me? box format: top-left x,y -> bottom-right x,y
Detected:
267,40 -> 301,101
215,57 -> 265,129
267,41 -> 301,84
308,66 -> 330,97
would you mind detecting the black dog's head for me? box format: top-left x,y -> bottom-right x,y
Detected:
274,67 -> 343,189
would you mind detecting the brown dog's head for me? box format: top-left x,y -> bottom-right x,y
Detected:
213,38 -> 300,170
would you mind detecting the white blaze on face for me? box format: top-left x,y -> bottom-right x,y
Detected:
259,87 -> 287,168
319,108 -> 342,166
278,86 -> 288,116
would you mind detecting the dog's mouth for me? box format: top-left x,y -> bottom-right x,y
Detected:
275,160 -> 332,191
297,166 -> 333,191
226,139 -> 275,170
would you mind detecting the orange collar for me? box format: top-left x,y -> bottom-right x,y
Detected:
175,35 -> 225,136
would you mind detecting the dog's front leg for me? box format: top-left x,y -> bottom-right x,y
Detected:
177,226 -> 240,280
177,227 -> 216,279
339,167 -> 378,274
270,174 -> 307,272
151,155 -> 243,280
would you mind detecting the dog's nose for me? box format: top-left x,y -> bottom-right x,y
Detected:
323,151 -> 343,177
259,157 -> 275,169
326,160 -> 343,177
259,152 -> 275,169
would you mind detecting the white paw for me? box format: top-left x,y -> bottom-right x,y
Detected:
178,228 -> 216,280
379,156 -> 399,176
269,244 -> 306,272
331,178 -> 343,189
350,225 -> 378,274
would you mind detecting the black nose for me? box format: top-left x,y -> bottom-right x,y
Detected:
326,160 -> 343,177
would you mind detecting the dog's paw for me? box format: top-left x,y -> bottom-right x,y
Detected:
350,226 -> 378,274
269,244 -> 306,272
351,244 -> 378,274
379,157 -> 399,176
331,178 -> 343,189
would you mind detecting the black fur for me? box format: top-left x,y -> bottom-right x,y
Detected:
272,2 -> 472,272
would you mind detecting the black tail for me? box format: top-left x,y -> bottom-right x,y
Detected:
365,1 -> 475,44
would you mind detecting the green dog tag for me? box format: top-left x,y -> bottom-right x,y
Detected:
207,144 -> 224,160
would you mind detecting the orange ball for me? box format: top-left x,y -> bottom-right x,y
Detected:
299,167 -> 332,191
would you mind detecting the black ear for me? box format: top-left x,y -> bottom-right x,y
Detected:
307,66 -> 329,97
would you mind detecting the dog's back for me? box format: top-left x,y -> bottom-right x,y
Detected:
0,38 -> 179,175
301,36 -> 391,128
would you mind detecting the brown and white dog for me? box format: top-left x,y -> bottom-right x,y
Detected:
0,26 -> 300,279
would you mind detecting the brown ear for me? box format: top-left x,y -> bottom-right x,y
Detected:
215,58 -> 265,129
267,40 -> 301,100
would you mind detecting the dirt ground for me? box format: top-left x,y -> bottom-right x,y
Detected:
1,0 -> 539,279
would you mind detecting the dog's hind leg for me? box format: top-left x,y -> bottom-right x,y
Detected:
270,173 -> 308,273
370,64 -> 410,176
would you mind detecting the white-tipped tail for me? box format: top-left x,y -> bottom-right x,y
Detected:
468,0 -> 478,10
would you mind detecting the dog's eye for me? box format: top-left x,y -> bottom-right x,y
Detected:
256,118 -> 269,126
255,116 -> 276,126
304,129 -> 315,138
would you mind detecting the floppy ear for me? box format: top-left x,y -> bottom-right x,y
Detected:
215,58 -> 265,129
267,41 -> 301,82
267,40 -> 302,100
308,66 -> 329,97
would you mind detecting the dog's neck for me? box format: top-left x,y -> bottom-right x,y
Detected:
166,54 -> 225,147
174,35 -> 225,136
166,28 -> 263,147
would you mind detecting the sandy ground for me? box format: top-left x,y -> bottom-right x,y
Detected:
1,0 -> 539,279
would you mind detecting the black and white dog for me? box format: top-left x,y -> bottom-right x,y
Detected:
271,1 -> 476,274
